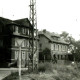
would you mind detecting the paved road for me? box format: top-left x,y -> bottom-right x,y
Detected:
0,70 -> 11,80
0,68 -> 28,80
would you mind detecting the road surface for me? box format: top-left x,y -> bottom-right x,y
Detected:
0,70 -> 11,80
0,68 -> 28,80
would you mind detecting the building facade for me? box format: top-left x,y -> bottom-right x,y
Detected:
38,29 -> 71,61
0,17 -> 38,68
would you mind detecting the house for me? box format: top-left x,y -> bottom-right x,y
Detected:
0,17 -> 38,68
38,29 -> 72,61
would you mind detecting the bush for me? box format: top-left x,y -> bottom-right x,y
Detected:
38,62 -> 45,72
44,62 -> 53,72
38,62 -> 53,72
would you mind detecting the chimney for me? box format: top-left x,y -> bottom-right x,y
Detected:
43,29 -> 46,33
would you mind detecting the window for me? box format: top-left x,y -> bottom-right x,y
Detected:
13,26 -> 19,33
61,55 -> 63,59
64,45 -> 66,51
51,44 -> 53,50
16,26 -> 18,33
18,27 -> 21,33
12,38 -> 18,47
22,28 -> 26,34
22,41 -> 24,47
15,51 -> 19,60
55,44 -> 58,50
53,37 -> 58,40
63,45 -> 65,51
66,46 -> 68,51
39,43 -> 42,49
27,40 -> 29,47
22,40 -> 26,47
21,51 -> 26,60
0,40 -> 3,47
58,55 -> 59,59
26,29 -> 29,35
15,41 -> 18,46
54,44 -> 55,50
11,50 -> 15,59
0,26 -> 2,32
13,25 -> 19,33
12,38 -> 15,46
62,45 -> 64,51
58,45 -> 59,51
13,25 -> 15,32
61,45 -> 62,51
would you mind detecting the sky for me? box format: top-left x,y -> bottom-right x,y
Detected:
0,0 -> 80,40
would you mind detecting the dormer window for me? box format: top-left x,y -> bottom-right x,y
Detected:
52,36 -> 59,40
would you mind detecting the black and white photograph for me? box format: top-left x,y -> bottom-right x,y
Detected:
0,0 -> 80,80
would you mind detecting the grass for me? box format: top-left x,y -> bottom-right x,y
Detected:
38,62 -> 53,72
3,62 -> 80,80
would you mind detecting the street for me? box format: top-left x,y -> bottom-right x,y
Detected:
0,69 -> 11,80
0,68 -> 28,80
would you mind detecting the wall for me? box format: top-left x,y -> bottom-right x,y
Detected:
39,35 -> 50,51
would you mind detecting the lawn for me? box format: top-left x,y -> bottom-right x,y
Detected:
3,62 -> 80,80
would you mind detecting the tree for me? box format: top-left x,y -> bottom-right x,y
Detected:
39,48 -> 51,62
73,40 -> 80,62
60,31 -> 69,38
42,48 -> 51,61
60,31 -> 80,61
60,31 -> 75,44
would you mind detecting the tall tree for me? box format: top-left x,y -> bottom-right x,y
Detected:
60,31 -> 75,44
60,31 -> 69,38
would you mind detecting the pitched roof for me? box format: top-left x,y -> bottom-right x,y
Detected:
0,17 -> 32,27
0,17 -> 12,26
38,30 -> 69,45
13,18 -> 32,27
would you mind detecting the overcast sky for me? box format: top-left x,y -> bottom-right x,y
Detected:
0,0 -> 80,40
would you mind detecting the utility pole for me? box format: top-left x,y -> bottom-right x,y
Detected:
29,0 -> 38,71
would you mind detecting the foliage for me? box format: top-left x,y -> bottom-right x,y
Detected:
38,62 -> 46,72
60,31 -> 69,38
38,62 -> 53,72
60,31 -> 80,62
60,31 -> 75,44
39,48 -> 51,61
3,63 -> 80,80
39,52 -> 44,61
42,48 -> 51,60
72,40 -> 80,61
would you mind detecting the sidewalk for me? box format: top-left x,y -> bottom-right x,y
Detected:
0,68 -> 28,80
0,70 -> 11,80
0,68 -> 28,70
